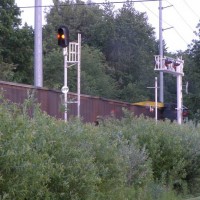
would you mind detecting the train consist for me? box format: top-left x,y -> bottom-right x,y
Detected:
0,81 -> 189,123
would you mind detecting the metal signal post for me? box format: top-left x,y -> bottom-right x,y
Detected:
60,32 -> 81,122
62,48 -> 69,122
154,56 -> 184,124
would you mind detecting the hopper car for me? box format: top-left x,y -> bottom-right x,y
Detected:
0,81 -> 189,123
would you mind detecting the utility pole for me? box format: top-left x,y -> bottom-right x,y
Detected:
34,0 -> 43,87
159,0 -> 164,102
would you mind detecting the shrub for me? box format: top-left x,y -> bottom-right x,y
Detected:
100,112 -> 187,190
0,95 -> 155,199
99,110 -> 200,195
0,95 -> 189,199
0,95 -> 99,199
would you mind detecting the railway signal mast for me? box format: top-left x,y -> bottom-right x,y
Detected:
154,56 -> 184,124
155,0 -> 184,125
58,26 -> 81,122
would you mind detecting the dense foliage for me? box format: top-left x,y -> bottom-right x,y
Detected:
183,22 -> 200,121
0,0 -> 34,83
42,0 -> 157,101
0,94 -> 200,198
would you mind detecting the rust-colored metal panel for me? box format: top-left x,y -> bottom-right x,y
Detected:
80,95 -> 98,122
47,89 -> 62,119
0,82 -> 29,104
0,81 -> 163,122
78,95 -> 132,122
0,81 -> 62,119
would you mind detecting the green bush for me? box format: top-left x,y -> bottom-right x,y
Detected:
99,110 -> 200,195
99,113 -> 186,188
1,94 -> 197,199
0,95 -> 151,199
172,122 -> 200,194
0,95 -> 99,199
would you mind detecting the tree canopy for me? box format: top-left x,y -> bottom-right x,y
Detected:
0,0 -> 34,83
182,22 -> 200,118
42,0 -> 158,101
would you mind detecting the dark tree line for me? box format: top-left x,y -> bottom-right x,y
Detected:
183,23 -> 200,120
0,0 -> 34,83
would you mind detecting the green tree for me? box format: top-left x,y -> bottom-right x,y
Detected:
183,23 -> 200,118
0,0 -> 21,80
43,0 -> 119,97
103,2 -> 157,101
43,0 -> 105,52
11,24 -> 34,83
43,0 -> 158,102
43,48 -> 63,89
43,45 -> 119,98
81,45 -> 118,98
0,1 -> 34,83
0,62 -> 15,81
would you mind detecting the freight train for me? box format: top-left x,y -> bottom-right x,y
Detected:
0,81 -> 189,123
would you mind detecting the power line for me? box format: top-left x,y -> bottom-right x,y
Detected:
17,0 -> 190,49
139,2 -> 189,46
182,0 -> 200,20
173,28 -> 189,46
140,2 -> 158,19
165,0 -> 195,32
17,0 -> 159,9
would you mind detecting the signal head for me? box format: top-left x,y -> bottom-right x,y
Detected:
57,25 -> 69,48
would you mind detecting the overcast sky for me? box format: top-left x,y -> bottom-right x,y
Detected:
15,0 -> 200,53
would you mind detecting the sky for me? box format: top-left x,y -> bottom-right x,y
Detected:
15,0 -> 200,53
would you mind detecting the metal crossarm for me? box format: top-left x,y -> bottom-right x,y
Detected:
154,55 -> 184,76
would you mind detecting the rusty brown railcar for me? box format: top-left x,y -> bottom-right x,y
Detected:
0,81 -> 163,122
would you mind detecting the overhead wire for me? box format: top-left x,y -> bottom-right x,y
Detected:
139,1 -> 189,46
172,29 -> 189,46
165,0 -> 194,32
182,0 -> 200,20
165,0 -> 199,48
17,0 -> 159,9
140,2 -> 158,19
17,0 -> 193,48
